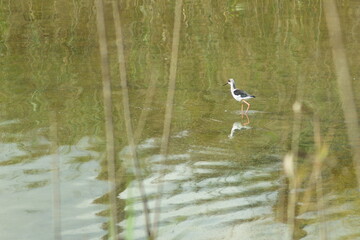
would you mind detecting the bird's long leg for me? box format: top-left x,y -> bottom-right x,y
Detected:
243,100 -> 250,113
243,113 -> 250,125
241,102 -> 244,118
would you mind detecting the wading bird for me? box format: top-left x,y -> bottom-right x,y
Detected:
224,78 -> 255,113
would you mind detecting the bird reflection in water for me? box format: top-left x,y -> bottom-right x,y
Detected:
228,113 -> 251,139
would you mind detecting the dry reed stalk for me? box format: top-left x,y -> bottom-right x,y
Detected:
313,115 -> 328,240
95,0 -> 118,238
323,0 -> 360,187
284,74 -> 305,239
284,100 -> 302,240
153,0 -> 184,237
111,0 -> 152,238
50,111 -> 61,240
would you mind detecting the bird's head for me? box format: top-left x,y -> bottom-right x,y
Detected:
223,78 -> 235,86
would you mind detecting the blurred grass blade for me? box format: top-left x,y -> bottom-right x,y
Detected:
286,98 -> 303,239
95,0 -> 118,238
50,112 -> 61,240
111,0 -> 152,238
153,0 -> 184,237
323,0 -> 360,187
313,115 -> 328,240
133,68 -> 159,143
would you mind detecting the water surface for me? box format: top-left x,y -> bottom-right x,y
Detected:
0,1 -> 360,240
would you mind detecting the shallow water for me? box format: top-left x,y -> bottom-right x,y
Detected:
1,1 -> 360,240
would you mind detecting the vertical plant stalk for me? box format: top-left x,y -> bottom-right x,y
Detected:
299,116 -> 333,218
133,68 -> 159,143
95,0 -> 118,238
285,73 -> 305,239
50,111 -> 61,240
111,1 -> 152,238
313,116 -> 328,240
153,0 -> 183,237
286,100 -> 302,240
323,0 -> 360,187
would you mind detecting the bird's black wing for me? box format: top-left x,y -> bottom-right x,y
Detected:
233,89 -> 250,98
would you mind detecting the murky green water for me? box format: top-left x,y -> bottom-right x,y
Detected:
1,1 -> 360,239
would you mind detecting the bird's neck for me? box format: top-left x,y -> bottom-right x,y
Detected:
230,82 -> 236,90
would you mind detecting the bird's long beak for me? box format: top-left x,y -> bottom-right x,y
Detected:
223,83 -> 228,86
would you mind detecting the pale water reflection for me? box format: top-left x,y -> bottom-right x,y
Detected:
229,114 -> 252,139
0,135 -> 108,239
119,134 -> 284,240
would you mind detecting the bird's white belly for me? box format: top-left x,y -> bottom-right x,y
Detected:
231,94 -> 246,101
233,94 -> 253,101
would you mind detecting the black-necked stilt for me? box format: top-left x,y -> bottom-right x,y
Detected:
224,78 -> 255,113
